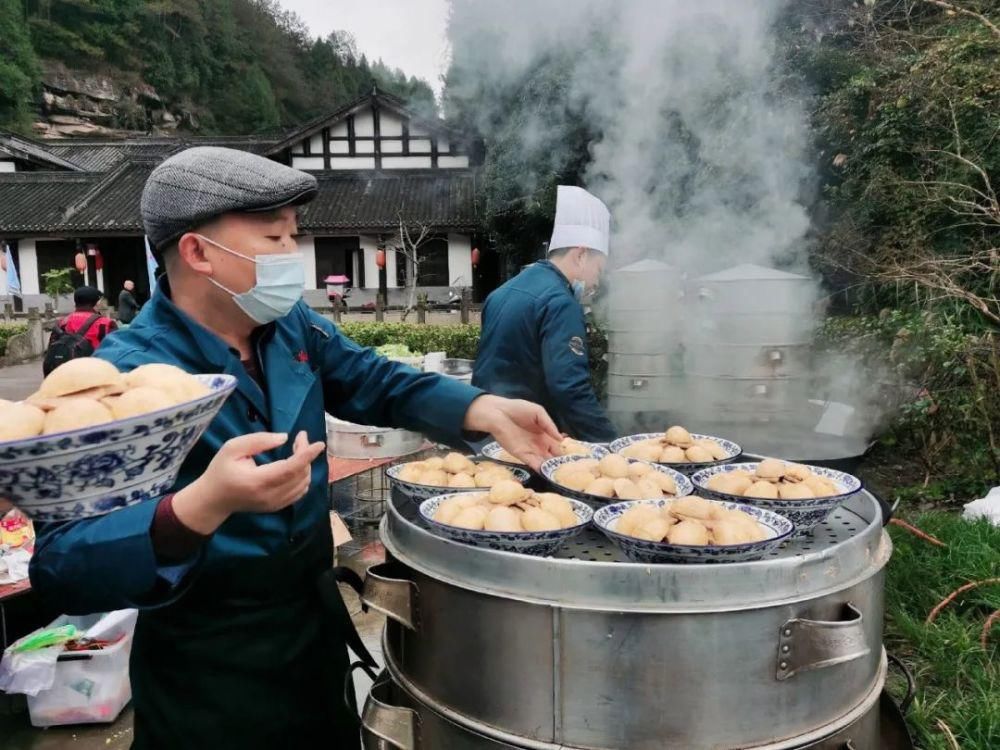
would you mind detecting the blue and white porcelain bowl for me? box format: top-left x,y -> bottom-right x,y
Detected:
593,499 -> 794,564
692,462 -> 863,535
0,374 -> 237,522
386,461 -> 531,502
540,454 -> 693,508
480,440 -> 608,468
419,493 -> 593,556
610,433 -> 742,473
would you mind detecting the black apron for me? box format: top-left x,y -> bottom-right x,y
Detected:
129,521 -> 368,750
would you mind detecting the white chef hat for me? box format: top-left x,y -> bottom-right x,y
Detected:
547,186 -> 610,256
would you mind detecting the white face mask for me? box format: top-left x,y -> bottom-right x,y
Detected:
196,234 -> 304,324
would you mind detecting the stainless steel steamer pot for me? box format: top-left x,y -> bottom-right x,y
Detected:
361,492 -> 891,749
362,660 -> 899,749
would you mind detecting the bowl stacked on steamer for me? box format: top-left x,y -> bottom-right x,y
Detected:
611,425 -> 742,472
481,436 -> 606,467
693,459 -> 863,534
541,453 -> 692,506
386,452 -> 530,501
594,495 -> 794,563
0,359 -> 236,521
420,483 -> 592,556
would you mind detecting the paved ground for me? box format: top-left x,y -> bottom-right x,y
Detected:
0,358 -> 43,401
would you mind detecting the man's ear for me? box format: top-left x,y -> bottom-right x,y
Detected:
177,233 -> 214,277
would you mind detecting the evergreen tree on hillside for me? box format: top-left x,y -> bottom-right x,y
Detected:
0,0 -> 41,132
6,0 -> 437,134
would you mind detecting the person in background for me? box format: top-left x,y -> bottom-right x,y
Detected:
59,285 -> 117,351
117,279 -> 140,324
473,186 -> 618,443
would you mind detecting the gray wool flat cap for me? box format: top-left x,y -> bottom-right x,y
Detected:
141,146 -> 318,249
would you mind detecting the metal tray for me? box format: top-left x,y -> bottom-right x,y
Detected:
383,489 -> 891,611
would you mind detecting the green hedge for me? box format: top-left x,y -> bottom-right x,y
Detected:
0,323 -> 27,357
338,322 -> 481,360
338,320 -> 609,395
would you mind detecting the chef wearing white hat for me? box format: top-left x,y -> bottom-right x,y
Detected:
473,186 -> 617,443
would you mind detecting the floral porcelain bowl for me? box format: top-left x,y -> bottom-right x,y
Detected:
0,374 -> 237,522
593,499 -> 794,564
386,462 -> 531,502
419,494 -> 593,556
692,462 -> 862,535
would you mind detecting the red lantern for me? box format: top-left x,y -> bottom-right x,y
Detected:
94,249 -> 104,271
74,252 -> 87,273
375,249 -> 386,270
471,247 -> 480,268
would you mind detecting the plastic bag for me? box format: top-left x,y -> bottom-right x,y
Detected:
0,645 -> 63,696
963,487 -> 1000,526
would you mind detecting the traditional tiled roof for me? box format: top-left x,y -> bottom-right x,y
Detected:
300,170 -> 478,231
0,95 -> 479,237
0,166 -> 477,235
0,171 -> 98,233
0,132 -> 84,171
41,136 -> 279,172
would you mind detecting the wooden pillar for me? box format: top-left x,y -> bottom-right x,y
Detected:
375,294 -> 384,322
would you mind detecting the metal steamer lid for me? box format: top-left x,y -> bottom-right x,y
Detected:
382,491 -> 891,612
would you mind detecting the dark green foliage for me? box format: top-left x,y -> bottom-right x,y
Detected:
820,312 -> 1000,502
4,0 -> 436,134
0,323 -> 28,356
0,0 -> 41,132
338,322 -> 482,360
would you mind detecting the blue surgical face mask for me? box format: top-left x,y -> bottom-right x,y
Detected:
571,280 -> 588,302
197,234 -> 304,324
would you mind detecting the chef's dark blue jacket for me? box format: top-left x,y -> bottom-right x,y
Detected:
472,260 -> 616,443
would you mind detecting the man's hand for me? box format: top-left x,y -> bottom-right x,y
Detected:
172,431 -> 325,535
464,395 -> 562,471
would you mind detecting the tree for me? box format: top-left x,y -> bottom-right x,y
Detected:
392,215 -> 434,320
5,0 -> 438,134
41,268 -> 74,312
0,0 -> 40,132
784,0 -> 1000,325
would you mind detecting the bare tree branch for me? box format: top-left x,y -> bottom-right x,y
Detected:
922,0 -> 1000,39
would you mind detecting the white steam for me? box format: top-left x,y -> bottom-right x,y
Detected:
447,0 -> 886,454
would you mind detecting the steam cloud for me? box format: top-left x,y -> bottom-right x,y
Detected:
447,0 -> 887,454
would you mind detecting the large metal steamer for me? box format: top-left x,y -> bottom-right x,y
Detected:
605,260 -> 687,422
686,264 -> 818,431
360,489 -> 897,749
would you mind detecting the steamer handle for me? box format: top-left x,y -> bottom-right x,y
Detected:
361,674 -> 420,750
776,603 -> 870,681
887,652 -> 917,715
361,563 -> 420,631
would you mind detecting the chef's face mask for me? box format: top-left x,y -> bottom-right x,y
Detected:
196,234 -> 304,324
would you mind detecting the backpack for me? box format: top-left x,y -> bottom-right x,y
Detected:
42,313 -> 102,376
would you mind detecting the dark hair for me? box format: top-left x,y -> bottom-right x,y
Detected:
73,285 -> 102,307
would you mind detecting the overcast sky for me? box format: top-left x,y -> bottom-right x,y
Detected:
277,0 -> 451,96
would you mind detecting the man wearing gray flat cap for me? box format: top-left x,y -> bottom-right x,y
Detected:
30,146 -> 562,749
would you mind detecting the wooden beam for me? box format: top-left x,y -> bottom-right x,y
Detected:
322,126 -> 330,170
373,104 -> 382,170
